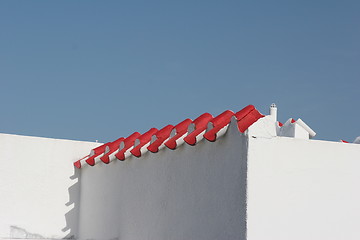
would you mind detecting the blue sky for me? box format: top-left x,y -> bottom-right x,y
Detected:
0,0 -> 359,143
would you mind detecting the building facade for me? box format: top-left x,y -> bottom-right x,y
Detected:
1,104 -> 359,240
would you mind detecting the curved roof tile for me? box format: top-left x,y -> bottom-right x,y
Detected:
100,137 -> 124,164
85,143 -> 110,166
147,125 -> 174,153
204,110 -> 234,142
131,128 -> 158,157
164,119 -> 192,150
115,132 -> 141,161
74,105 -> 264,169
184,113 -> 213,146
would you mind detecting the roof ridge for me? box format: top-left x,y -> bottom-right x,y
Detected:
74,105 -> 265,169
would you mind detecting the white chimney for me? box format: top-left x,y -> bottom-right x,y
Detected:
269,103 -> 277,122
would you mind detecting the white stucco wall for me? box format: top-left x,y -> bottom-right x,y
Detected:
247,137 -> 360,240
0,133 -> 99,239
78,123 -> 248,240
1,115 -> 359,240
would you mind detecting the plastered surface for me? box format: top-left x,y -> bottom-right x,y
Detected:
0,133 -> 99,239
1,117 -> 359,240
247,137 -> 360,240
78,123 -> 248,240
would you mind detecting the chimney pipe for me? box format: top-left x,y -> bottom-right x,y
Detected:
269,103 -> 277,122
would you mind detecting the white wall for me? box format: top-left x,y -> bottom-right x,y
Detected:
2,117 -> 359,240
78,123 -> 248,240
247,137 -> 360,240
0,133 -> 99,239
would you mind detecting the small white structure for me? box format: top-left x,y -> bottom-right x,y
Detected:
0,104 -> 359,240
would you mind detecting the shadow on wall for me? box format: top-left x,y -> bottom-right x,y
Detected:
63,167 -> 81,239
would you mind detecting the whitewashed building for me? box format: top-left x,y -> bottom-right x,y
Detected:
0,104 -> 359,240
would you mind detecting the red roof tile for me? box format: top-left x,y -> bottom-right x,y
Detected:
236,105 -> 264,132
147,125 -> 174,153
131,128 -> 158,157
115,132 -> 141,161
85,143 -> 110,166
164,119 -> 192,150
204,110 -> 234,142
100,137 -> 124,164
184,113 -> 213,145
74,105 -> 264,169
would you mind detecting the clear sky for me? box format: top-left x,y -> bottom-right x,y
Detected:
0,0 -> 359,143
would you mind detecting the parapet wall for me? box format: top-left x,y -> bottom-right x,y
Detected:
77,122 -> 248,240
0,133 -> 99,239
